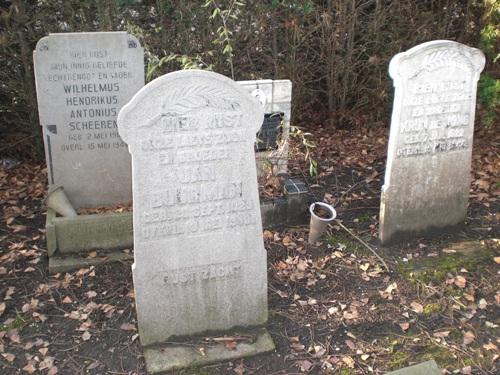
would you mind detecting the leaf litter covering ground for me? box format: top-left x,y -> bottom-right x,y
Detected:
0,125 -> 499,374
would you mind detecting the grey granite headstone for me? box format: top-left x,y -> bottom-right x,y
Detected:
118,70 -> 268,346
385,360 -> 441,375
380,40 -> 485,244
34,32 -> 144,208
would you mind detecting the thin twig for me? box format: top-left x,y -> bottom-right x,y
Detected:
332,220 -> 389,272
0,135 -> 35,152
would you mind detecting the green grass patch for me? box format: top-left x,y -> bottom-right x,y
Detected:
355,213 -> 372,224
388,350 -> 411,369
0,314 -> 27,332
339,369 -> 356,375
327,233 -> 357,249
396,247 -> 492,284
423,302 -> 442,315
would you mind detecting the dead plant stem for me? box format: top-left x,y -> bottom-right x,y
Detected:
332,220 -> 389,272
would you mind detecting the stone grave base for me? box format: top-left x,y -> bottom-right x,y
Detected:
46,177 -> 309,273
143,328 -> 275,374
46,208 -> 134,273
49,250 -> 133,274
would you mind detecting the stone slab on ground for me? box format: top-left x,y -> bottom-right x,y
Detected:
143,328 -> 275,374
379,40 -> 485,244
385,360 -> 441,375
34,32 -> 144,208
48,251 -> 133,274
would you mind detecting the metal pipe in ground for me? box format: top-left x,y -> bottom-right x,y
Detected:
46,186 -> 78,217
308,202 -> 336,244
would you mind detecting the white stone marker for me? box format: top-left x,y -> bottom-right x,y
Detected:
238,79 -> 292,176
34,32 -> 144,208
380,40 -> 485,244
118,70 -> 269,347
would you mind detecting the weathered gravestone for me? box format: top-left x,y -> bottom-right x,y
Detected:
117,70 -> 274,371
34,32 -> 144,208
380,40 -> 485,244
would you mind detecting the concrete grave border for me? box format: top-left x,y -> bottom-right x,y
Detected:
47,176 -> 309,273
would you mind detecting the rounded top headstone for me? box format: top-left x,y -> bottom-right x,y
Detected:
118,70 -> 265,147
389,40 -> 485,83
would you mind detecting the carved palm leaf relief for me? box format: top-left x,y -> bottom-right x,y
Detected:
137,85 -> 241,129
410,49 -> 473,78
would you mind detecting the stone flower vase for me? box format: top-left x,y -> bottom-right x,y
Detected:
308,202 -> 336,244
46,186 -> 78,217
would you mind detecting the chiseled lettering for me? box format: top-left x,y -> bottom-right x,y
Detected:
154,261 -> 243,286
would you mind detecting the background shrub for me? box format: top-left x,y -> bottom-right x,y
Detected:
0,0 -> 487,160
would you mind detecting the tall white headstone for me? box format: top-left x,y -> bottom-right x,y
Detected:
380,40 -> 485,244
118,70 -> 268,346
34,32 -> 144,208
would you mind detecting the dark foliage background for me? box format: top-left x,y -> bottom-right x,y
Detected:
0,0 -> 487,160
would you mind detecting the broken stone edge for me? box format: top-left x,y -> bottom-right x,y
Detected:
143,328 -> 275,374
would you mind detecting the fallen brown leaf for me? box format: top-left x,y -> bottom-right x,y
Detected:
22,362 -> 37,374
433,331 -> 450,338
7,330 -> 21,344
483,342 -> 498,351
62,296 -> 72,304
345,339 -> 356,350
86,291 -> 97,298
2,353 -> 15,362
455,276 -> 467,288
463,330 -> 475,345
399,322 -> 410,331
299,359 -> 313,372
119,323 -> 136,331
410,301 -> 424,314
342,355 -> 355,368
